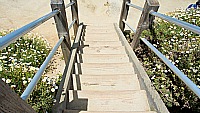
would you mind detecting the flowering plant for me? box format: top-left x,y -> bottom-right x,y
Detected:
135,8 -> 200,112
0,30 -> 60,112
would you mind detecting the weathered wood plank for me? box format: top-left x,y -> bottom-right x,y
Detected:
64,110 -> 157,113
79,54 -> 129,63
0,80 -> 36,113
76,63 -> 135,75
72,74 -> 141,90
67,90 -> 150,111
51,0 -> 71,64
80,46 -> 126,54
81,41 -> 122,47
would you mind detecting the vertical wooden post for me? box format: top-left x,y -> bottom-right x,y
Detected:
119,0 -> 131,31
51,0 -> 71,64
70,0 -> 79,36
131,0 -> 159,49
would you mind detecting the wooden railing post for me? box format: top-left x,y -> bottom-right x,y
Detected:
70,0 -> 79,36
119,0 -> 131,31
51,0 -> 71,64
131,0 -> 159,49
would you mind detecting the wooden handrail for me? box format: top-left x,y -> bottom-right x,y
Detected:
52,24 -> 83,113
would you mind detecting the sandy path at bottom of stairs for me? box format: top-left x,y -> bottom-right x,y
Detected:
0,0 -> 196,77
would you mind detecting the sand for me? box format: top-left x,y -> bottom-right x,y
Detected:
0,0 -> 196,77
0,0 -> 196,45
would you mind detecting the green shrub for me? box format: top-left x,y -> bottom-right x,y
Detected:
0,30 -> 60,112
135,8 -> 200,112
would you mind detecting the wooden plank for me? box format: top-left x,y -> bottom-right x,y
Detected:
64,110 -> 157,113
0,80 -> 36,113
85,33 -> 118,37
76,63 -> 135,75
79,54 -> 129,63
85,28 -> 116,32
131,0 -> 159,49
51,0 -> 71,64
81,41 -> 122,47
80,46 -> 126,54
67,90 -> 150,111
72,74 -> 141,90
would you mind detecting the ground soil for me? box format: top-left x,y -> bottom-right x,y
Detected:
0,0 -> 196,77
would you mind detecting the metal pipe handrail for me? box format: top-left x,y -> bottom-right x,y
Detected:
150,10 -> 200,35
65,1 -> 75,9
126,2 -> 143,11
20,20 -> 76,100
123,21 -> 200,98
21,37 -> 64,100
0,10 -> 60,50
141,38 -> 200,98
126,2 -> 200,35
68,19 -> 76,30
123,19 -> 136,32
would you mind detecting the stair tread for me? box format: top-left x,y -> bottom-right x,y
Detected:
79,46 -> 126,54
64,110 -> 157,113
81,41 -> 122,47
75,63 -> 135,75
79,54 -> 129,63
67,90 -> 150,111
86,27 -> 116,33
72,74 -> 140,90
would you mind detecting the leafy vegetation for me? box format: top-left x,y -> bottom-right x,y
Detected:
135,8 -> 200,112
0,30 -> 60,112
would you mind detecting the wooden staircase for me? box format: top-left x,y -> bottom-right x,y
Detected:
64,23 -> 156,113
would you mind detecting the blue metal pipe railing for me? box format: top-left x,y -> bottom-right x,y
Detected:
127,3 -> 200,35
149,11 -> 200,35
0,10 -> 59,50
126,2 -> 143,11
68,19 -> 76,30
21,37 -> 64,100
65,1 -> 75,9
141,38 -> 200,98
20,19 -> 76,100
123,21 -> 200,98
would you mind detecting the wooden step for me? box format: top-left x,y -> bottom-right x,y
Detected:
81,41 -> 122,47
86,29 -> 116,34
85,33 -> 118,37
82,35 -> 119,41
72,74 -> 141,90
74,63 -> 135,75
85,27 -> 116,33
64,110 -> 157,113
67,90 -> 150,112
78,54 -> 129,63
79,46 -> 126,54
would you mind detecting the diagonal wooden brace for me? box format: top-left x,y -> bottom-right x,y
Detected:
131,0 -> 159,49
